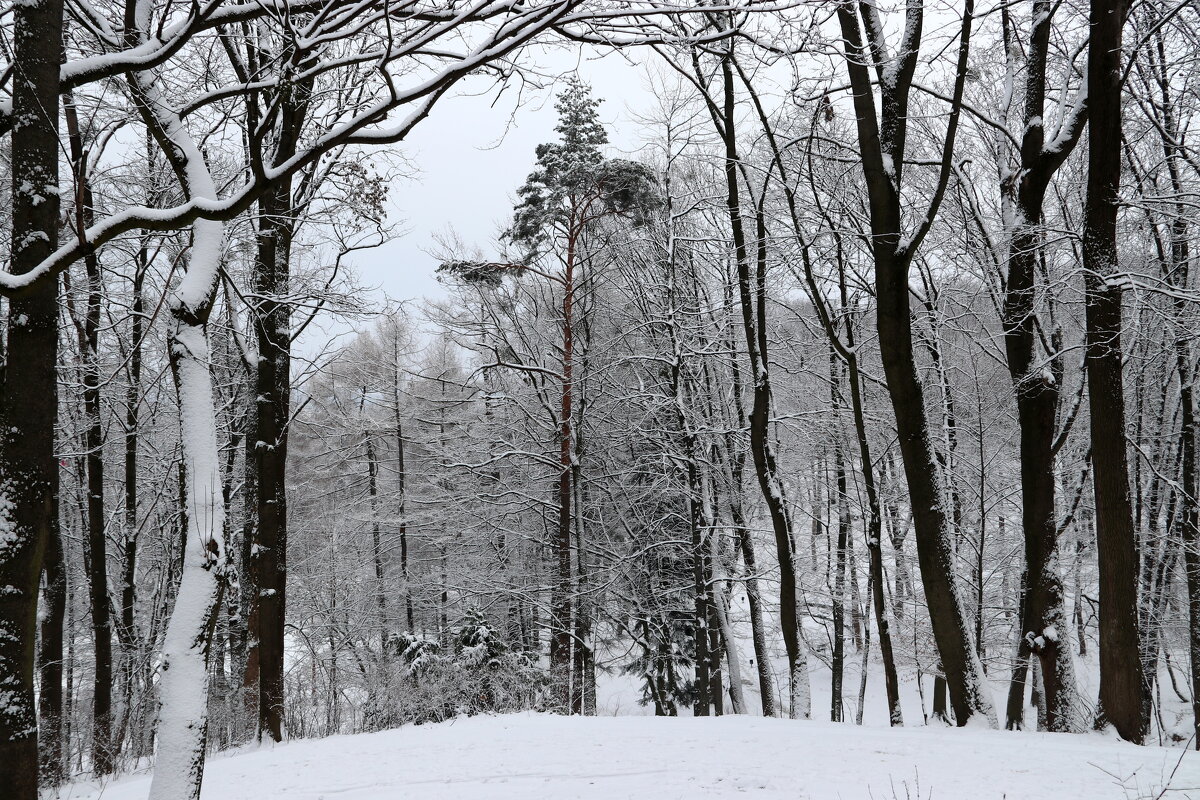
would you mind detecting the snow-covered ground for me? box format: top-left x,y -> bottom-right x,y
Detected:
65,712 -> 1199,800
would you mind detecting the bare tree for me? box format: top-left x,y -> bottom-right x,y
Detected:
831,0 -> 996,726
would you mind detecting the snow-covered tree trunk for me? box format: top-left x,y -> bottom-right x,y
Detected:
788,648 -> 811,721
149,299 -> 229,800
711,549 -> 746,715
65,93 -> 116,775
148,219 -> 229,800
130,65 -> 232,800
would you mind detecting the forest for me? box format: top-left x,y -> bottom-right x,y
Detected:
2,0 -> 1200,798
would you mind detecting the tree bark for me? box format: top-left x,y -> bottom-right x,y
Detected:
244,39 -> 309,741
116,236 -> 146,754
149,235 -> 229,800
718,277 -> 779,717
834,0 -> 995,727
712,549 -> 747,714
1083,0 -> 1149,743
550,233 -> 576,711
737,516 -> 777,716
996,0 -> 1086,734
831,355 -> 849,723
38,515 -> 66,784
65,92 -> 116,776
0,0 -> 64,791
130,59 -> 233,799
367,434 -> 387,649
250,164 -> 294,746
392,354 -> 414,633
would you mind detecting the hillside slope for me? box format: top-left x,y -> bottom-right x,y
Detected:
68,713 -> 1200,799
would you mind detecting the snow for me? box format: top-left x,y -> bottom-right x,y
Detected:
881,153 -> 896,181
65,713 -> 1200,800
0,491 -> 16,558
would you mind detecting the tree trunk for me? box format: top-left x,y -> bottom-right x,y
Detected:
0,0 -> 64,791
1005,585 -> 1031,729
245,47 -> 308,741
38,515 -> 66,785
148,233 -> 230,800
367,435 -> 387,652
131,62 -> 232,799
689,454 -> 711,717
832,422 -> 849,723
932,673 -> 949,723
116,239 -> 145,754
393,368 -> 414,633
711,50 -> 808,717
703,467 -> 724,716
66,92 -> 116,776
550,236 -> 575,711
834,0 -> 995,727
843,324 -> 903,725
713,554 -> 747,715
1180,359 -> 1200,748
720,270 -> 778,717
737,520 -> 777,716
1083,0 -> 1149,743
250,175 -> 293,744
1031,656 -> 1048,731
239,370 -> 260,733
995,0 -> 1085,734
571,443 -> 594,716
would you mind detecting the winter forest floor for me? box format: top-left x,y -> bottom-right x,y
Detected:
65,712 -> 1200,800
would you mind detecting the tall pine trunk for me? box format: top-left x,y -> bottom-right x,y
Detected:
550,234 -> 575,711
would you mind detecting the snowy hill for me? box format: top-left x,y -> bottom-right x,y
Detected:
68,714 -> 1200,800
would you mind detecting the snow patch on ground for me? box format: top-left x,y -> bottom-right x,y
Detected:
65,712 -> 1199,799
